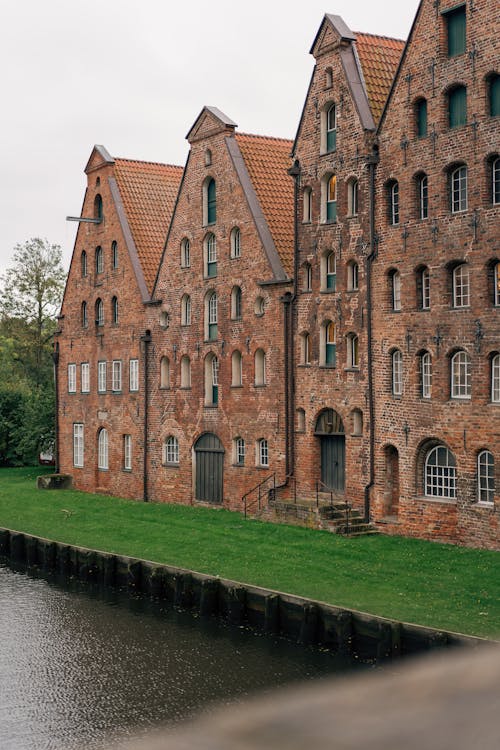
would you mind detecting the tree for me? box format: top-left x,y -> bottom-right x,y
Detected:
0,238 -> 66,384
0,239 -> 66,465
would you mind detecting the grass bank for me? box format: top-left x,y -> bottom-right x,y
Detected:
0,467 -> 498,638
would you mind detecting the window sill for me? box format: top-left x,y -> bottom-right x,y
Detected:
204,404 -> 218,409
417,495 -> 457,505
111,391 -> 122,395
180,386 -> 192,391
298,363 -> 311,368
232,463 -> 245,468
320,289 -> 337,295
319,364 -> 336,369
449,396 -> 472,402
256,465 -> 270,470
231,384 -> 243,389
164,463 -> 180,468
181,323 -> 191,328
450,305 -> 471,311
302,220 -> 312,225
476,501 -> 495,509
344,367 -> 360,372
346,288 -> 358,294
122,468 -> 132,473
81,391 -> 90,395
254,383 -> 267,388
204,339 -> 218,344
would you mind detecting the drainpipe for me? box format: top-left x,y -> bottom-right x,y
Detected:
140,330 -> 152,502
283,158 -> 301,481
52,341 -> 60,474
364,144 -> 380,523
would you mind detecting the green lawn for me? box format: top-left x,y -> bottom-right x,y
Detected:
0,466 -> 499,638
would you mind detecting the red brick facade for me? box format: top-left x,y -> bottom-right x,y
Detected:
57,3 -> 498,549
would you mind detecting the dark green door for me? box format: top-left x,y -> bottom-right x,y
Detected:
194,433 -> 224,503
320,435 -> 345,491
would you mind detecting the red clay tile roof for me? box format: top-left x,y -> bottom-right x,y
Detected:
235,133 -> 294,277
355,33 -> 405,124
114,159 -> 183,293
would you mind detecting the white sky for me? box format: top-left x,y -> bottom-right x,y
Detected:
0,0 -> 418,275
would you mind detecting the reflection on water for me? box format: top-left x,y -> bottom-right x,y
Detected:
0,563 -> 368,750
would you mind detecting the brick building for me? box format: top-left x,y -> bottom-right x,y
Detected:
56,146 -> 183,499
57,3 -> 498,548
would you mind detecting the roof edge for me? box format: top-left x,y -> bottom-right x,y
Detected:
85,145 -> 115,174
186,106 -> 237,142
310,13 -> 356,56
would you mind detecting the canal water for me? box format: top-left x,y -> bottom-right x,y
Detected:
0,562 -> 370,750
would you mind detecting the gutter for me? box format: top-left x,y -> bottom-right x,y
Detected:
364,145 -> 380,523
140,330 -> 152,502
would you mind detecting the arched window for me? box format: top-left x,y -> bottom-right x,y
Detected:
389,270 -> 402,311
347,333 -> 359,368
257,438 -> 269,467
234,437 -> 245,466
231,286 -> 242,320
300,333 -> 311,365
296,408 -> 306,432
81,251 -> 87,277
450,165 -> 468,212
491,353 -> 500,402
204,233 -> 217,277
451,350 -> 471,398
181,238 -> 190,268
95,298 -> 104,326
392,350 -> 403,396
347,261 -> 359,291
420,351 -> 432,399
111,241 -> 118,269
491,157 -> 500,205
181,294 -> 191,326
206,291 -> 218,340
97,428 -> 108,470
326,104 -> 337,152
180,356 -> 191,388
204,353 -> 219,406
321,321 -> 336,367
415,98 -> 427,138
160,356 -> 170,389
425,445 -> 456,499
489,74 -> 500,117
417,173 -> 428,219
302,262 -> 312,291
95,246 -> 103,274
388,180 -> 399,225
254,348 -> 266,386
347,178 -> 358,216
164,436 -> 179,465
452,263 -> 470,307
303,187 -> 312,222
204,177 -> 216,225
254,296 -> 265,316
94,194 -> 103,221
448,85 -> 467,128
230,227 -> 241,258
326,175 -> 337,222
81,301 -> 88,328
321,251 -> 336,291
231,350 -> 242,386
478,450 -> 495,504
111,296 -> 118,324
416,265 -> 430,309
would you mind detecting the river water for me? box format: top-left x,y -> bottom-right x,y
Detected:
0,562 -> 369,750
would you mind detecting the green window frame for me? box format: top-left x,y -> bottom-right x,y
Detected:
449,86 -> 467,128
325,322 -> 336,366
446,6 -> 466,57
326,175 -> 337,222
416,99 -> 427,138
490,75 -> 500,117
326,253 -> 336,290
326,104 -> 336,152
207,178 -> 216,224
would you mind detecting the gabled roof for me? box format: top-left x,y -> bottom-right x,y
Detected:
355,33 -> 405,124
186,106 -> 237,143
113,159 -> 183,294
234,133 -> 294,278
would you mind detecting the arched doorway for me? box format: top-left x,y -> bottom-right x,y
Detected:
194,433 -> 224,504
315,409 -> 345,492
384,445 -> 399,516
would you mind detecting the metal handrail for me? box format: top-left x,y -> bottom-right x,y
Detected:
242,473 -> 276,518
315,479 -> 334,508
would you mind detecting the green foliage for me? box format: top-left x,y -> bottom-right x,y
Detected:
1,467 -> 499,638
0,239 -> 65,464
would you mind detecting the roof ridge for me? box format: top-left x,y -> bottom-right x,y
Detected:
236,132 -> 293,144
114,157 -> 183,170
355,31 -> 406,43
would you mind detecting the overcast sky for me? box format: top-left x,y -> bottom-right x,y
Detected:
0,0 -> 418,275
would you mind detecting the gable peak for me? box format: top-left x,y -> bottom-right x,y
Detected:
186,106 -> 238,143
310,14 -> 356,59
84,145 -> 115,175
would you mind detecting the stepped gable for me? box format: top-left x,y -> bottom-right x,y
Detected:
354,33 -> 405,124
113,158 -> 183,293
235,133 -> 294,278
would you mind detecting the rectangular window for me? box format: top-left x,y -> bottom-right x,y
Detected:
123,434 -> 132,470
68,364 -> 76,393
129,359 -> 139,392
112,360 -> 122,392
446,6 -> 466,57
73,423 -> 84,467
259,440 -> 269,468
81,362 -> 90,393
235,438 -> 245,466
449,87 -> 467,128
98,361 -> 107,393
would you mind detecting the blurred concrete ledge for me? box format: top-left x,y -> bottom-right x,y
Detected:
122,645 -> 500,750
